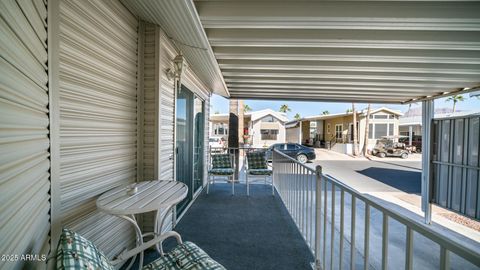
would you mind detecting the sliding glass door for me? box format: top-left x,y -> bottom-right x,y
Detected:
176,85 -> 204,214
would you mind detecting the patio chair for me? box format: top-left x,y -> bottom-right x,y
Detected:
55,228 -> 226,270
207,153 -> 235,195
245,151 -> 273,196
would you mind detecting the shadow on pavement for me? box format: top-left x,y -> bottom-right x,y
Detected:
356,167 -> 421,194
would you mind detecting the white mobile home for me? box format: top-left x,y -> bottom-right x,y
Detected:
209,109 -> 288,148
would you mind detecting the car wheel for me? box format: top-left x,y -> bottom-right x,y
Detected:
297,154 -> 308,163
377,152 -> 386,158
401,153 -> 408,159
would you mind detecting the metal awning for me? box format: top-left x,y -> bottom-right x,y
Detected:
123,0 -> 480,104
194,0 -> 480,103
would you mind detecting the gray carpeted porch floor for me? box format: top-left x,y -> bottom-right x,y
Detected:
139,183 -> 314,270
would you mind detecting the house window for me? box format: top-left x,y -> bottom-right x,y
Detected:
369,123 -> 395,139
261,129 -> 278,140
375,124 -> 388,138
261,116 -> 277,123
375,114 -> 388,119
327,123 -> 331,134
335,124 -> 343,139
370,114 -> 395,119
214,123 -> 228,135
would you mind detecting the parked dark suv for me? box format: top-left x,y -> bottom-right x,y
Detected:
266,143 -> 316,163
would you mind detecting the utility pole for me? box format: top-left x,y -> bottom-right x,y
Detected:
362,104 -> 371,156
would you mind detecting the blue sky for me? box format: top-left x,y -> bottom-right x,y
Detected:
210,93 -> 480,120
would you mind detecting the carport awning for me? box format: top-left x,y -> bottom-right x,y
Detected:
123,0 -> 480,104
194,0 -> 480,103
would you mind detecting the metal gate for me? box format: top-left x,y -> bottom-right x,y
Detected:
431,114 -> 480,220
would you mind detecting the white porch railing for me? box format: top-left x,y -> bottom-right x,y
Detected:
272,149 -> 480,270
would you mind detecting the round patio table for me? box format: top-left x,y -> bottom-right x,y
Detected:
96,180 -> 188,269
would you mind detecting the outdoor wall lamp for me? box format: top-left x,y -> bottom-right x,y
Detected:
166,54 -> 187,88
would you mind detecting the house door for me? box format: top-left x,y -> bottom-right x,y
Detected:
176,86 -> 204,214
349,122 -> 359,142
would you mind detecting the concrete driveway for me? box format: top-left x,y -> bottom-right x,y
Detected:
308,150 -> 421,195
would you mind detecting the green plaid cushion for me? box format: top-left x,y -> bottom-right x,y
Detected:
143,241 -> 226,270
56,228 -> 114,270
211,154 -> 232,169
247,152 -> 268,169
248,169 -> 272,175
209,168 -> 234,176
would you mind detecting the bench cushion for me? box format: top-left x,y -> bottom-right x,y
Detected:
211,154 -> 232,169
56,228 -> 114,270
143,241 -> 226,270
209,168 -> 234,176
246,152 -> 268,169
247,169 -> 272,175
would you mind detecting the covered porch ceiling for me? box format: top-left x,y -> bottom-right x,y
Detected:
124,0 -> 480,104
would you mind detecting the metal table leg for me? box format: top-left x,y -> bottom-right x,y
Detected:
154,205 -> 175,255
119,214 -> 144,270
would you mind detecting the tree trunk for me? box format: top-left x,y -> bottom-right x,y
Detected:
352,103 -> 358,156
362,104 -> 371,156
238,100 -> 245,146
453,101 -> 456,113
228,99 -> 239,179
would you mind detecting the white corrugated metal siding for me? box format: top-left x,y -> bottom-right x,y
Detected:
0,0 -> 50,269
57,0 -> 138,259
203,98 -> 210,187
158,31 -> 176,181
142,29 -> 177,234
143,23 -> 156,181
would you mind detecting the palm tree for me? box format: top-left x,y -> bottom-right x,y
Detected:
362,104 -> 371,156
445,95 -> 464,112
244,104 -> 252,113
322,110 -> 330,115
352,103 -> 358,156
279,104 -> 291,113
294,113 -> 301,120
346,108 -> 353,113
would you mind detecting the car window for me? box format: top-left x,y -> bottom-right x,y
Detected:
286,144 -> 296,150
273,144 -> 285,150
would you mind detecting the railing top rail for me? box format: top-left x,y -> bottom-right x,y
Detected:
273,149 -> 316,173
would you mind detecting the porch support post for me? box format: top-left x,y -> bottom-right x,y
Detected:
421,100 -> 434,224
298,121 -> 302,144
228,99 -> 239,179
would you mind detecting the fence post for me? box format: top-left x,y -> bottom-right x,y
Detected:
315,165 -> 322,270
